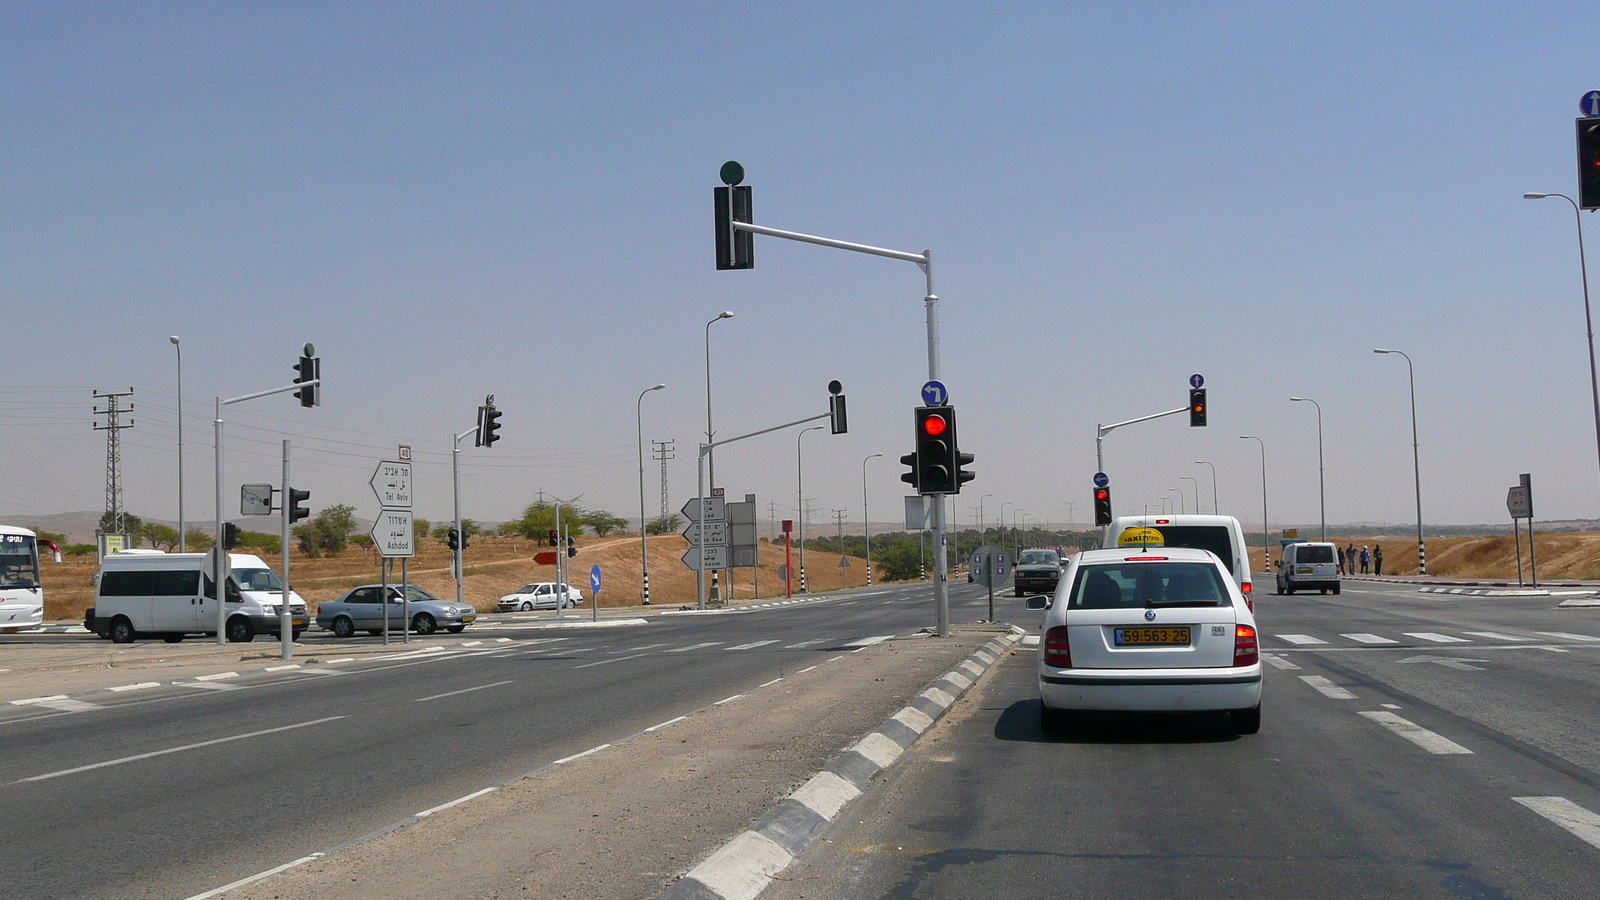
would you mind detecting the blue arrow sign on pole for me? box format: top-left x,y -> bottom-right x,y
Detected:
589,565 -> 602,595
1094,471 -> 1109,488
1190,373 -> 1204,389
1584,91 -> 1600,117
921,380 -> 948,406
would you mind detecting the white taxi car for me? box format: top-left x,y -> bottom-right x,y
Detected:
1027,543 -> 1262,735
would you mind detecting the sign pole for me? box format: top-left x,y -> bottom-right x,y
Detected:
1513,516 -> 1524,586
381,556 -> 390,646
280,439 -> 293,660
402,556 -> 410,644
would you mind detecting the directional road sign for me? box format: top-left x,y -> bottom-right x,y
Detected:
921,380 -> 948,406
370,509 -> 415,558
590,565 -> 602,595
534,551 -> 558,566
1507,485 -> 1532,519
1190,373 -> 1205,389
683,545 -> 730,570
1093,471 -> 1109,488
1585,90 -> 1600,117
683,520 -> 729,547
370,461 -> 413,508
681,496 -> 725,522
241,483 -> 274,516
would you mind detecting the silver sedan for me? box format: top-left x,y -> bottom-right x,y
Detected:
316,584 -> 477,637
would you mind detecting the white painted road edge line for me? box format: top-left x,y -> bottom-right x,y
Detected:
1299,675 -> 1356,700
194,672 -> 240,681
108,682 -> 162,692
416,786 -> 498,818
414,680 -> 514,703
1513,796 -> 1600,851
182,852 -> 327,900
264,664 -> 300,672
11,716 -> 347,784
1358,711 -> 1473,755
645,715 -> 689,732
10,695 -> 68,706
551,744 -> 612,766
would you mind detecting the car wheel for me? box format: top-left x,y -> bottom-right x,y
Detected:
412,613 -> 437,635
446,625 -> 465,633
162,634 -> 184,644
1333,584 -> 1341,595
367,629 -> 383,636
109,616 -> 136,644
520,601 -> 533,612
291,629 -> 305,641
1039,701 -> 1071,735
1284,585 -> 1295,596
226,616 -> 255,643
1231,704 -> 1261,735
332,616 -> 355,638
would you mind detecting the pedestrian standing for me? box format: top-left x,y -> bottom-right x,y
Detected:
1373,544 -> 1384,575
1360,545 -> 1371,574
1337,545 -> 1346,574
1347,543 -> 1358,574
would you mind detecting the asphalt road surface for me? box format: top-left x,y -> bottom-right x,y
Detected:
760,579 -> 1600,899
0,579 -> 1002,900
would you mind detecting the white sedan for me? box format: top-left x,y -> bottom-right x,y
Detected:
497,582 -> 584,612
1027,546 -> 1262,734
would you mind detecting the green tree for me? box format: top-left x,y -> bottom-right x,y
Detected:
582,510 -> 628,536
645,514 -> 682,536
98,511 -> 142,536
876,538 -> 924,582
508,501 -> 564,540
412,518 -> 430,543
351,533 -> 375,560
142,523 -> 180,551
184,528 -> 214,551
292,503 -> 357,558
237,530 -> 281,555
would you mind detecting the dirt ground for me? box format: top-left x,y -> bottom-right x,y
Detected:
224,627 -> 1010,900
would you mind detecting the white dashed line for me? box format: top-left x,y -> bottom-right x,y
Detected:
264,664 -> 300,672
108,682 -> 161,692
665,642 -> 724,653
194,672 -> 239,681
797,665 -> 818,674
414,680 -> 513,702
1261,653 -> 1300,670
1404,632 -> 1471,643
1342,633 -> 1400,644
843,635 -> 895,648
760,678 -> 783,687
552,744 -> 611,765
415,786 -> 497,818
13,717 -> 347,784
1463,631 -> 1535,642
178,682 -> 240,691
1512,797 -> 1600,851
1275,634 -> 1328,645
1358,711 -> 1472,755
714,694 -> 744,706
726,640 -> 780,651
1298,675 -> 1356,700
1536,631 -> 1600,642
573,654 -> 647,669
645,716 -> 688,732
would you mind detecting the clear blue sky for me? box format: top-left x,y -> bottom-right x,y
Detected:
3,2 -> 1598,535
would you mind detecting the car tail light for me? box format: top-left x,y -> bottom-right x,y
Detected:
1044,625 -> 1072,668
1234,624 -> 1259,667
1240,580 -> 1253,611
1124,556 -> 1168,561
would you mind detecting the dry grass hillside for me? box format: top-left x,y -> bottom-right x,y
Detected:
1245,531 -> 1600,580
40,533 -> 879,622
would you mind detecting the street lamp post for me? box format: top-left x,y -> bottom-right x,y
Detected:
1289,396 -> 1326,541
797,425 -> 824,592
1168,489 -> 1184,515
705,311 -> 734,599
1374,349 -> 1426,574
1195,460 -> 1219,514
862,453 -> 883,585
1524,192 -> 1600,496
637,383 -> 666,605
978,492 -> 993,541
170,336 -> 185,552
1240,436 -> 1269,572
1180,476 -> 1199,517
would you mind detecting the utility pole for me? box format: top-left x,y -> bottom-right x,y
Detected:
833,508 -> 848,588
93,389 -> 135,537
653,439 -> 675,522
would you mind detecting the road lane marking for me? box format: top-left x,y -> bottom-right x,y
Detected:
1299,675 -> 1356,700
843,635 -> 895,648
645,716 -> 688,732
624,643 -> 671,652
414,680 -> 513,702
10,716 -> 347,784
573,654 -> 647,669
178,681 -> 240,691
1404,632 -> 1471,643
1381,703 -> 1402,709
797,665 -> 819,673
1463,631 -> 1535,642
760,678 -> 783,687
665,642 -> 724,653
1358,711 -> 1472,754
195,671 -> 240,681
108,682 -> 161,692
1512,797 -> 1600,851
416,786 -> 497,818
1261,653 -> 1300,670
714,694 -> 744,705
785,639 -> 827,648
264,664 -> 300,672
10,695 -> 68,706
726,640 -> 779,651
1342,633 -> 1400,644
552,744 -> 611,765
1275,634 -> 1328,645
1536,631 -> 1600,642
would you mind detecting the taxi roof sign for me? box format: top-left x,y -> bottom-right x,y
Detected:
1116,526 -> 1165,547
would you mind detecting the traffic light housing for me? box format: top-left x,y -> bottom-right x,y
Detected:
548,529 -> 559,547
446,528 -> 460,551
914,406 -> 959,494
566,536 -> 577,558
476,402 -> 502,447
714,181 -> 753,270
461,529 -> 471,549
288,488 -> 311,523
1580,117 -> 1600,210
955,448 -> 976,489
222,522 -> 241,550
829,392 -> 848,435
1189,388 -> 1207,427
293,353 -> 321,408
1094,486 -> 1113,526
899,452 -> 919,490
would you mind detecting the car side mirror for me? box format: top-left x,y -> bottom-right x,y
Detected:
1024,595 -> 1050,611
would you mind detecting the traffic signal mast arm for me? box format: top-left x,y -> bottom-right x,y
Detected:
1095,405 -> 1189,475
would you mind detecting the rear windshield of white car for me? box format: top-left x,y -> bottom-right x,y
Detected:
1296,545 -> 1335,563
1140,526 -> 1236,575
1068,562 -> 1234,609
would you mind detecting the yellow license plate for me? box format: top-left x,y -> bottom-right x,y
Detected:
1114,626 -> 1191,646
292,618 -> 305,626
463,615 -> 476,623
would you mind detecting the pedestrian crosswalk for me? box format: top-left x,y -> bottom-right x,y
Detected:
1270,628 -> 1600,647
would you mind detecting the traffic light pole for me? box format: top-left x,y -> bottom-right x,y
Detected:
280,439 -> 293,660
213,376 -> 319,645
729,220 -> 951,636
697,410 -> 833,609
452,424 -> 480,609
1095,406 -> 1189,476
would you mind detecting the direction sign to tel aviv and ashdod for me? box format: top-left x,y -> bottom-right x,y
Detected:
683,545 -> 730,570
682,520 -> 729,546
371,509 -> 415,558
681,496 -> 725,523
921,379 -> 948,406
370,461 -> 413,508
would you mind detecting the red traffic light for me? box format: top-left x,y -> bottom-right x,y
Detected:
922,414 -> 947,436
1095,489 -> 1109,501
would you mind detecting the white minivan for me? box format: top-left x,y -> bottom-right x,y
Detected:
1104,515 -> 1254,604
1276,542 -> 1340,595
89,551 -> 307,644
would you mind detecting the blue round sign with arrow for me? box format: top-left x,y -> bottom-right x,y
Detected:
1584,90 -> 1600,117
1190,373 -> 1204,389
921,380 -> 948,406
589,565 -> 602,595
1094,471 -> 1109,488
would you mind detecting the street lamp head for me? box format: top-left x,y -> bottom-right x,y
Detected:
1524,193 -> 1549,200
649,383 -> 666,391
1373,348 -> 1392,354
717,311 -> 734,320
168,335 -> 180,345
1289,396 -> 1305,402
1240,435 -> 1257,440
866,452 -> 884,460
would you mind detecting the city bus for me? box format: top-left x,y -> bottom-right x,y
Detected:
0,526 -> 48,633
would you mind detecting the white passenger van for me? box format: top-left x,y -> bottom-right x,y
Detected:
89,551 -> 307,644
1104,515 -> 1254,604
1276,541 -> 1340,595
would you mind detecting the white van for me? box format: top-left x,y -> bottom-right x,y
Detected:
89,551 -> 307,644
1104,515 -> 1254,603
1276,542 -> 1340,595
